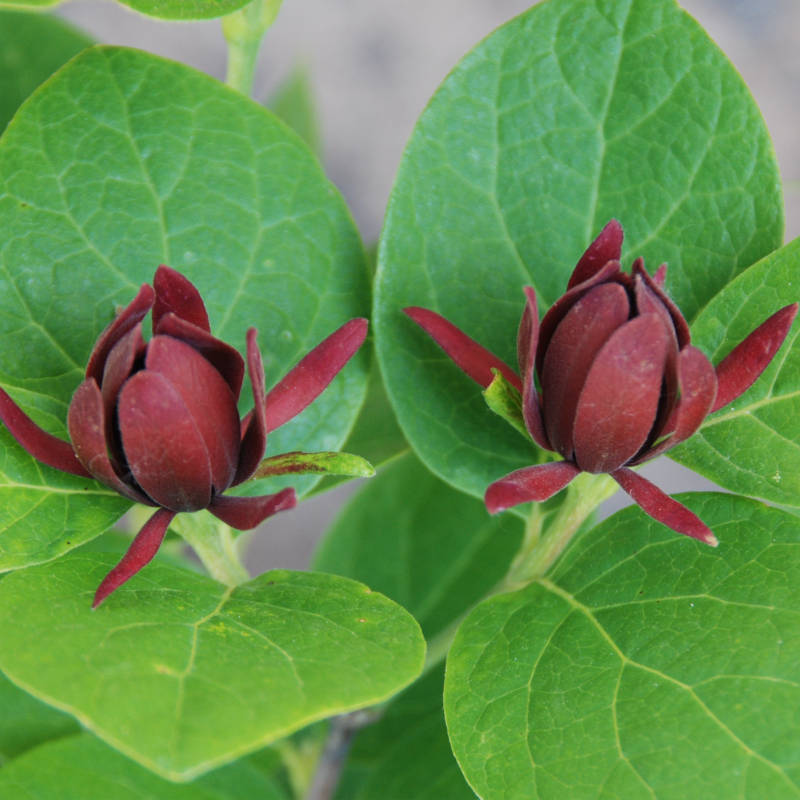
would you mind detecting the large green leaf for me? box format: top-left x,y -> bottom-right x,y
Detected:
268,66 -> 321,158
0,670 -> 78,763
445,494 -> 800,799
671,238 -> 800,506
0,733 -> 289,799
0,553 -> 424,780
0,46 -> 369,569
0,10 -> 91,134
314,452 -> 524,640
374,0 -> 782,501
0,0 -> 252,20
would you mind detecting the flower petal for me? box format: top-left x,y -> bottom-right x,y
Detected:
404,308 -> 521,392
632,259 -> 690,348
541,282 -> 630,460
233,328 -> 268,485
153,265 -> 210,333
155,312 -> 245,400
264,318 -> 369,432
711,303 -> 799,412
518,288 -> 550,450
92,508 -> 177,608
485,461 -> 581,513
146,336 -> 241,493
0,387 -> 90,477
572,314 -> 669,473
85,284 -> 154,383
208,488 -> 296,530
611,467 -> 718,546
67,379 -> 154,504
632,346 -> 717,463
567,219 -> 624,289
118,371 -> 213,512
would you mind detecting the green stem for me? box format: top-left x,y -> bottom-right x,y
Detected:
172,513 -> 250,586
222,0 -> 284,96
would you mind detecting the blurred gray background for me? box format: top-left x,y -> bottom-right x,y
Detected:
51,0 -> 800,572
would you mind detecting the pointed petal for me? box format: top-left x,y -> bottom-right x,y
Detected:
611,468 -> 718,546
518,288 -> 550,449
541,282 -> 630,460
118,371 -> 212,512
208,488 -> 296,530
251,451 -> 374,479
537,260 -> 627,374
0,387 -> 90,477
155,312 -> 245,400
93,508 -> 177,608
485,461 -> 580,513
404,307 -> 520,392
567,220 -> 624,289
632,259 -> 690,348
572,314 -> 669,473
67,379 -> 154,504
712,303 -> 799,412
264,318 -> 369,432
233,328 -> 268,485
146,336 -> 241,492
153,265 -> 210,333
653,263 -> 667,287
86,284 -> 154,383
633,346 -> 717,463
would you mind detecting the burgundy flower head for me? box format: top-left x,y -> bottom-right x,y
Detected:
405,220 -> 798,547
0,266 -> 367,605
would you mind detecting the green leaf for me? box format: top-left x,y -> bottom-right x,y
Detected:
0,669 -> 78,763
268,66 -> 321,157
0,733 -> 289,798
671,238 -> 800,506
483,369 -> 527,439
374,0 -> 782,501
314,452 -> 523,640
0,0 -> 256,21
0,553 -> 424,780
0,46 -> 368,569
337,667 -> 475,800
253,450 -> 374,480
445,494 -> 800,799
0,10 -> 91,134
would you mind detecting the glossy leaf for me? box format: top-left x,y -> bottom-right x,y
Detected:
0,0 -> 253,20
314,452 -> 524,640
0,553 -> 424,780
268,66 -> 321,157
0,733 -> 289,799
672,238 -> 800,506
0,10 -> 91,134
445,494 -> 800,799
0,46 -> 368,568
375,0 -> 782,500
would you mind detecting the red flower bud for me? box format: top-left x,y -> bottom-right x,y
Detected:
405,221 -> 798,547
0,267 -> 368,605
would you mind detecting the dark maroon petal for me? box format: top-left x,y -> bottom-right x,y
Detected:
541,282 -> 630,460
118,371 -> 212,512
711,303 -> 799,413
611,468 -> 718,546
633,346 -> 717,463
537,260 -> 627,374
567,219 -> 624,289
155,313 -> 245,400
485,461 -> 581,513
92,508 -> 177,608
146,336 -> 241,493
233,329 -> 268,485
153,265 -> 210,333
208,488 -> 297,530
653,264 -> 667,287
67,379 -> 154,503
86,284 -> 154,384
572,314 -> 670,473
0,387 -> 90,477
517,288 -> 550,449
264,318 -> 369,432
404,308 -> 521,393
632,259 -> 690,348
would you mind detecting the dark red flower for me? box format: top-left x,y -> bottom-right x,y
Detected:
0,266 -> 367,605
405,220 -> 798,547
